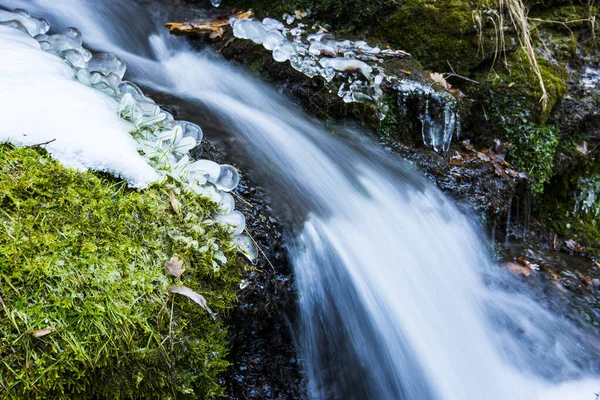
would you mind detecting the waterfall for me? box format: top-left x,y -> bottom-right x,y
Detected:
1,1 -> 599,398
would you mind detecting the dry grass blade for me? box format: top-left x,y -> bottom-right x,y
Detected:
501,0 -> 548,111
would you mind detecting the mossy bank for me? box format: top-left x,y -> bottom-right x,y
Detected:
0,144 -> 242,399
199,0 -> 599,253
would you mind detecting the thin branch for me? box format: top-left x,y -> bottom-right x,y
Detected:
232,191 -> 253,208
445,61 -> 480,84
244,228 -> 276,274
26,139 -> 56,148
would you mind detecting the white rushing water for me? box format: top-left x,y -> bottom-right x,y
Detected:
1,1 -> 599,398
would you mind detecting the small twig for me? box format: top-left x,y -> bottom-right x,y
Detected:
445,61 -> 480,84
218,37 -> 236,53
443,73 -> 480,84
244,228 -> 276,274
26,139 -> 56,148
232,191 -> 253,208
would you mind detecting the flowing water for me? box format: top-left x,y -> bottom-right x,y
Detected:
1,1 -> 600,398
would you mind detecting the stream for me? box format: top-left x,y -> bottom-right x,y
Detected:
1,0 -> 600,398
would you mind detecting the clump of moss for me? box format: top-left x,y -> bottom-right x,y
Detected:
374,0 -> 478,73
540,155 -> 600,255
504,122 -> 559,194
468,47 -> 567,193
0,145 -> 240,399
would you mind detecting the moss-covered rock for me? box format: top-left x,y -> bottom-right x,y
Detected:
219,0 -> 479,73
465,46 -> 568,193
0,145 -> 240,399
540,153 -> 600,255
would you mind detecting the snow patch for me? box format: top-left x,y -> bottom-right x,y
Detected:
0,25 -> 159,187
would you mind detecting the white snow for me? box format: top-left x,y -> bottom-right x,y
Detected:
0,25 -> 159,187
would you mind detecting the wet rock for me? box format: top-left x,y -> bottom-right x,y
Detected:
191,141 -> 306,399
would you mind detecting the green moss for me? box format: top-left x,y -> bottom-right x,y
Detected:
0,145 -> 240,399
374,0 -> 478,73
540,155 -> 600,255
467,47 -> 568,194
504,122 -> 559,195
377,94 -> 400,143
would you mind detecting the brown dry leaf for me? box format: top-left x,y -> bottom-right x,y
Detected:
209,27 -> 224,39
448,87 -> 466,98
503,262 -> 532,277
547,267 -> 562,281
429,72 -> 452,90
29,328 -> 54,338
576,141 -> 589,155
400,69 -> 412,75
566,239 -> 582,252
462,141 -> 475,152
493,163 -> 505,177
449,152 -> 463,165
595,262 -> 600,268
170,285 -> 215,318
577,271 -> 593,286
165,256 -> 185,278
165,10 -> 254,35
294,10 -> 308,19
508,82 -> 516,87
169,189 -> 180,216
476,152 -> 491,162
517,257 -> 540,271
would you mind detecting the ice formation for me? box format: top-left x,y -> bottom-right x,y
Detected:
0,8 -> 255,261
395,81 -> 461,152
229,14 -> 460,152
229,15 -> 390,111
575,176 -> 600,216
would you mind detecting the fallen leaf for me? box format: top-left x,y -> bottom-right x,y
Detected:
517,257 -> 540,271
576,141 -> 589,155
476,152 -> 491,162
29,328 -> 54,338
566,239 -> 582,252
595,262 -> 600,268
170,285 -> 215,318
165,10 -> 254,35
547,267 -> 562,281
209,27 -> 224,39
577,271 -> 593,286
429,72 -> 452,90
294,10 -> 307,19
400,69 -> 412,75
503,262 -> 532,277
508,82 -> 515,87
493,163 -> 505,177
169,189 -> 180,215
165,256 -> 185,278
